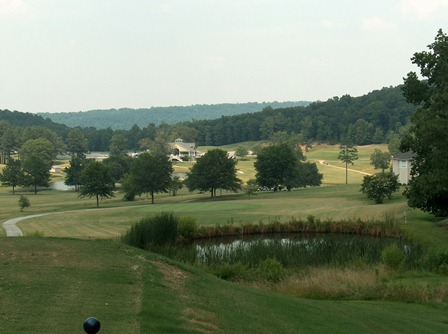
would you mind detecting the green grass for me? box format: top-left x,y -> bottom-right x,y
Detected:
14,185 -> 410,239
3,143 -> 448,332
1,238 -> 448,334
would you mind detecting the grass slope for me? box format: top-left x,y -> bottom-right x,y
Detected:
1,238 -> 447,334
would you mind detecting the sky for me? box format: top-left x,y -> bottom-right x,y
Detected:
1,0 -> 447,113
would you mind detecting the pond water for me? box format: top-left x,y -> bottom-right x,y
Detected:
49,181 -> 75,191
161,234 -> 424,268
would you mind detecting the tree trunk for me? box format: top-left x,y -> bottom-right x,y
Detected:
96,194 -> 99,208
151,191 -> 154,204
345,161 -> 348,184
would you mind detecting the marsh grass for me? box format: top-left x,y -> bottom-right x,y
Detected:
121,212 -> 178,250
273,266 -> 448,304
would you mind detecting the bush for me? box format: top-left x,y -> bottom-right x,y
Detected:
178,216 -> 198,240
381,244 -> 405,269
211,262 -> 249,281
122,212 -> 178,250
18,195 -> 30,212
360,173 -> 400,204
257,258 -> 285,283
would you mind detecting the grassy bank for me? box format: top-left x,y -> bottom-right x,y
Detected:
1,238 -> 448,334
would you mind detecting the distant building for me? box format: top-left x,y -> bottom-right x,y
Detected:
170,138 -> 198,161
392,152 -> 415,185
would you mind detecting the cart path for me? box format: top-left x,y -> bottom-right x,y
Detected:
317,160 -> 372,176
2,201 -> 196,237
2,206 -> 136,237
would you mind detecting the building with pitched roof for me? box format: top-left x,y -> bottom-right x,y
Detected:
392,151 -> 415,185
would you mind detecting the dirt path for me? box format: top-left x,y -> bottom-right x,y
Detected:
317,160 -> 371,176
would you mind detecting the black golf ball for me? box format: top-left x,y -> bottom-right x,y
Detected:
83,317 -> 101,333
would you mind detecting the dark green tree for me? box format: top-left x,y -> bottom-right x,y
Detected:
185,149 -> 242,197
361,173 -> 400,204
0,159 -> 24,194
66,128 -> 89,159
370,149 -> 391,173
0,121 -> 16,164
126,152 -> 173,204
255,144 -> 300,191
22,156 -> 51,194
109,133 -> 128,157
168,176 -> 183,196
20,138 -> 56,168
338,145 -> 359,184
235,146 -> 248,159
18,195 -> 30,212
102,155 -> 132,182
400,29 -> 448,216
79,161 -> 115,207
64,157 -> 86,191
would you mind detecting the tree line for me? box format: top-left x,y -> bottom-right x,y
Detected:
1,85 -> 415,156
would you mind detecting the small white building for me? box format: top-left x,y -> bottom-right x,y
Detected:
392,152 -> 414,185
170,138 -> 198,161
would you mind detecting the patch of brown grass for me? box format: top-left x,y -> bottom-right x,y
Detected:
152,260 -> 222,333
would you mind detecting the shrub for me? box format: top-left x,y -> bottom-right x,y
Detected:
122,212 -> 178,250
360,173 -> 400,204
18,195 -> 30,212
381,244 -> 405,269
210,262 -> 249,281
178,216 -> 198,240
257,258 -> 285,283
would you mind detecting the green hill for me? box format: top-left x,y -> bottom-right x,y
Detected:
1,237 -> 447,334
37,102 -> 309,130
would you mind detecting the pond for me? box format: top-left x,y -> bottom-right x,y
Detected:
49,181 -> 75,191
160,234 -> 425,269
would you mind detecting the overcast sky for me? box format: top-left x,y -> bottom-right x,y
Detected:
1,0 -> 447,113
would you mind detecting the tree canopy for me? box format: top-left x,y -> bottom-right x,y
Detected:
79,161 -> 115,207
400,29 -> 448,216
370,149 -> 391,173
124,152 -> 173,204
255,144 -> 321,191
185,149 -> 241,197
338,145 -> 359,184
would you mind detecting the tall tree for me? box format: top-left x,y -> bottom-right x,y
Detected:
0,159 -> 24,194
66,128 -> 89,159
0,121 -> 16,164
185,149 -> 241,197
338,145 -> 359,184
79,161 -> 115,208
64,157 -> 85,191
255,144 -> 300,191
400,29 -> 448,216
109,133 -> 129,157
126,152 -> 173,204
370,149 -> 391,173
19,138 -> 55,168
22,156 -> 51,194
20,126 -> 66,157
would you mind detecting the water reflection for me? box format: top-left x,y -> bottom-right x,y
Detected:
165,234 -> 424,268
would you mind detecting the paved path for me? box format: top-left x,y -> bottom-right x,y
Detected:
2,213 -> 59,237
2,203 -> 182,237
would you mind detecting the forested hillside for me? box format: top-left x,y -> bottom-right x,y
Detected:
188,86 -> 415,146
1,85 -> 415,153
38,102 -> 309,130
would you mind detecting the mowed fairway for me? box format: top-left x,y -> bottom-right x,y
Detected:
16,185 -> 409,239
5,143 -> 409,238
